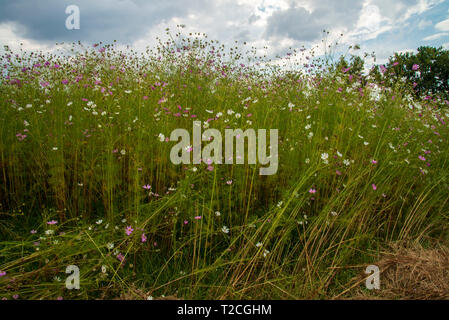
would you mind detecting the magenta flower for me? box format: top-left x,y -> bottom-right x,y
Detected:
16,133 -> 27,141
0,271 -> 6,277
142,184 -> 151,190
116,253 -> 125,263
371,160 -> 378,164
412,64 -> 419,71
336,170 -> 342,176
141,233 -> 147,243
194,216 -> 202,220
47,220 -> 58,225
372,184 -> 377,191
226,180 -> 233,185
418,155 -> 426,161
309,188 -> 317,194
125,226 -> 134,236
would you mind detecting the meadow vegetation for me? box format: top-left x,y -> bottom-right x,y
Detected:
1,29 -> 448,300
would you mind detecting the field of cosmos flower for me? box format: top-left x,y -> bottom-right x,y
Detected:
0,31 -> 448,300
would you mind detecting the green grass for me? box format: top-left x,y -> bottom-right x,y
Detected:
0,33 -> 448,300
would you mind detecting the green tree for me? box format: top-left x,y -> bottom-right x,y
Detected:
386,46 -> 449,99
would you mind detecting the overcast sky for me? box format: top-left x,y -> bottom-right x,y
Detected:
0,0 -> 448,65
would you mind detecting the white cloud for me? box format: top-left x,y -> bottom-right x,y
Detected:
423,32 -> 449,41
418,19 -> 433,29
435,18 -> 449,31
0,22 -> 55,52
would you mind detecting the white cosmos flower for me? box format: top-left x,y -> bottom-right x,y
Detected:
321,153 -> 329,164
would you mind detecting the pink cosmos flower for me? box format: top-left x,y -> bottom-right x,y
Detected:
372,184 -> 377,191
125,226 -> 134,236
418,155 -> 426,161
142,184 -> 151,190
141,233 -> 147,243
116,253 -> 125,263
371,160 -> 378,164
309,188 -> 317,194
47,220 -> 58,225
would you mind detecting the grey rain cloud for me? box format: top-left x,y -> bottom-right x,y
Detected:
265,0 -> 365,42
0,0 -> 207,43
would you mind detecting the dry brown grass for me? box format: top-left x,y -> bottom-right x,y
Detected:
343,242 -> 449,300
